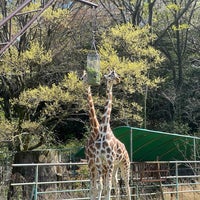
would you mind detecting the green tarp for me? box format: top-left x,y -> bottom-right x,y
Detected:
75,126 -> 200,162
114,126 -> 200,161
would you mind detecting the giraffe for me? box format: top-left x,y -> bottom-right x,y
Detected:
81,70 -> 120,199
81,70 -> 100,199
90,70 -> 131,200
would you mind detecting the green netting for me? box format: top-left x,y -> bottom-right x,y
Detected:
75,126 -> 200,161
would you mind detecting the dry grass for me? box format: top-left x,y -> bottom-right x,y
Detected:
163,184 -> 200,200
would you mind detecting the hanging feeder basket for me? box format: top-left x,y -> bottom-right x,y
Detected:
86,52 -> 101,86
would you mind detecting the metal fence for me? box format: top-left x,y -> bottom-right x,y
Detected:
1,161 -> 199,200
0,148 -> 81,200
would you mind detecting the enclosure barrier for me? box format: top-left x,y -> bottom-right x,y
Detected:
4,161 -> 200,200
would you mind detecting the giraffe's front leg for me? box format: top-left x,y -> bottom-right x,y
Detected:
104,164 -> 114,200
95,160 -> 103,200
89,166 -> 98,200
96,171 -> 103,200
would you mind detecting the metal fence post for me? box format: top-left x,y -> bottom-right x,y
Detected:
34,164 -> 38,200
135,164 -> 139,200
130,127 -> 133,163
175,162 -> 179,200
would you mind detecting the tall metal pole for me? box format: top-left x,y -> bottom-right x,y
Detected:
130,127 -> 133,162
193,138 -> 196,161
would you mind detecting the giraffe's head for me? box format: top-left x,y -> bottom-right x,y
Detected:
104,70 -> 120,85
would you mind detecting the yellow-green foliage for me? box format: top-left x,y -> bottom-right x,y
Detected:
21,2 -> 41,13
8,72 -> 86,150
14,72 -> 86,118
19,120 -> 49,150
166,3 -> 181,11
114,97 -> 144,124
0,42 -> 52,75
16,84 -> 69,108
172,23 -> 190,31
21,120 -> 41,132
42,6 -> 69,28
0,119 -> 15,141
100,23 -> 164,93
99,23 -> 164,124
0,118 -> 50,151
22,41 -> 52,65
61,72 -> 85,94
43,7 -> 69,21
0,47 -> 26,74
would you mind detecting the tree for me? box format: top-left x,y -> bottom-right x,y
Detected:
99,0 -> 159,27
154,0 -> 198,91
97,0 -> 199,134
147,0 -> 200,134
0,0 -> 91,148
99,23 -> 164,126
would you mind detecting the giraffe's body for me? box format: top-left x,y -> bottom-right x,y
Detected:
90,71 -> 131,200
92,128 -> 131,199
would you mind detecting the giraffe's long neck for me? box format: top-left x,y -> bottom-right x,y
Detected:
100,82 -> 113,133
87,86 -> 99,141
